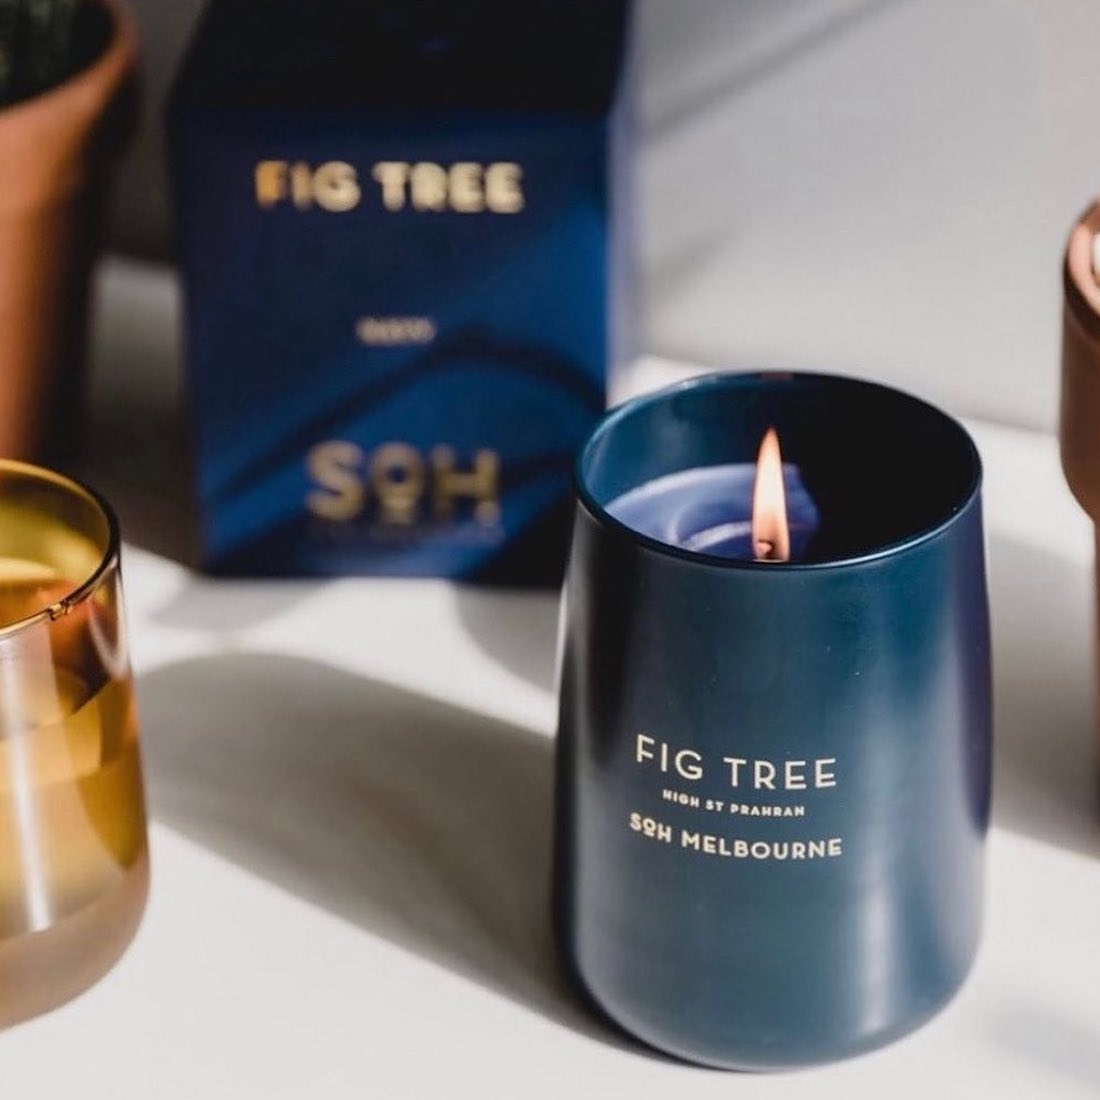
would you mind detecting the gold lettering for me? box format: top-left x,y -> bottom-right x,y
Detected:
255,160 -> 288,207
306,441 -> 365,521
356,316 -> 437,346
448,162 -> 485,212
431,446 -> 500,524
485,162 -> 524,213
371,442 -> 425,524
290,161 -> 314,210
261,159 -> 525,213
410,162 -> 448,211
372,161 -> 410,211
313,161 -> 361,212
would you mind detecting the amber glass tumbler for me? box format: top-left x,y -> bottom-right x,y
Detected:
0,461 -> 148,1026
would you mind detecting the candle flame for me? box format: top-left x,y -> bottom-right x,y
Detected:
751,427 -> 790,562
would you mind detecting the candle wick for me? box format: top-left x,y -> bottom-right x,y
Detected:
754,538 -> 778,561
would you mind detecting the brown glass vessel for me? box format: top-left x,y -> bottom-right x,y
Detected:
1061,198 -> 1100,746
0,460 -> 148,1027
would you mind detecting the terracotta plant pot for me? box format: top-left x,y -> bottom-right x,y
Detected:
0,0 -> 138,462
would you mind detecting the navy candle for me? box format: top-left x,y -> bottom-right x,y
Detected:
554,371 -> 992,1070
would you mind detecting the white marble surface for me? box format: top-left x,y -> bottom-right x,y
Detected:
3,336 -> 1098,1095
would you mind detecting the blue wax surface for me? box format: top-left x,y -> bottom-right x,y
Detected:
605,464 -> 820,560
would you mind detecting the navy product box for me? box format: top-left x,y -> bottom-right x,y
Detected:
169,0 -> 632,584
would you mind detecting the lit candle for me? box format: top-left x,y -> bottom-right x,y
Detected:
605,427 -> 820,562
556,370 -> 992,1070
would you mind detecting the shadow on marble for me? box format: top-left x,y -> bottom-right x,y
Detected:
149,575 -> 331,634
988,999 -> 1100,1093
137,652 -> 647,1055
987,534 -> 1100,859
452,586 -> 561,695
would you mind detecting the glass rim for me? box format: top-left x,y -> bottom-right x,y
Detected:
0,459 -> 121,640
574,370 -> 984,572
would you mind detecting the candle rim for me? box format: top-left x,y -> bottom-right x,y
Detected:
0,459 -> 121,639
575,370 -> 983,572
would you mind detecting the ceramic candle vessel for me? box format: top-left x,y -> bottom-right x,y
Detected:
1060,196 -> 1100,746
554,371 -> 992,1070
